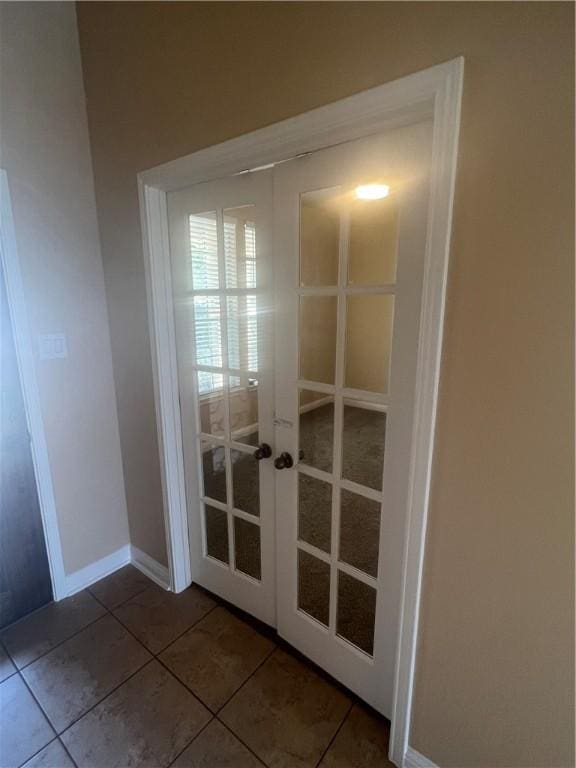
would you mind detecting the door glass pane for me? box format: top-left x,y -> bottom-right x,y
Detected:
345,294 -> 394,393
231,449 -> 259,517
230,375 -> 259,446
347,196 -> 398,285
341,403 -> 386,491
189,212 -> 219,290
300,188 -> 340,287
298,473 -> 332,553
224,206 -> 257,289
227,295 -> 259,372
193,295 -> 222,367
299,390 -> 334,473
339,489 -> 380,577
299,296 -> 337,384
201,442 -> 227,504
234,517 -> 261,580
204,505 -> 229,564
198,373 -> 225,437
298,550 -> 330,626
337,571 -> 376,656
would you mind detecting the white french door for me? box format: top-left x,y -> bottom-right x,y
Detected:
167,120 -> 433,716
168,170 -> 276,625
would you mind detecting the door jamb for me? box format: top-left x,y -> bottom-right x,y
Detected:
137,58 -> 464,766
0,170 -> 68,601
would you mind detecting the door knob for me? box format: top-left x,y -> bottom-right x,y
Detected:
253,443 -> 272,461
274,452 -> 293,470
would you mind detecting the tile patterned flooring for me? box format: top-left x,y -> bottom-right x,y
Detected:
0,566 -> 394,768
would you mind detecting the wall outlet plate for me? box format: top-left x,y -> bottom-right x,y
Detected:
38,333 -> 68,360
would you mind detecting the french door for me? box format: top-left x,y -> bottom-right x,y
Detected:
167,120 -> 433,716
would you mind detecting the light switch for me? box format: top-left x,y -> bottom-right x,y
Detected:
38,333 -> 68,360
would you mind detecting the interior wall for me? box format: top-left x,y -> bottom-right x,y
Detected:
0,2 -> 130,575
75,3 -> 574,766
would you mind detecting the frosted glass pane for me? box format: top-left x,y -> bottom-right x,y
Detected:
342,403 -> 386,491
348,196 -> 398,285
204,505 -> 228,564
234,517 -> 261,580
298,550 -> 330,626
298,473 -> 332,553
299,390 -> 334,473
337,572 -> 376,656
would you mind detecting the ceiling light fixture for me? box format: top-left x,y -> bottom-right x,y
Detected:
355,183 -> 390,201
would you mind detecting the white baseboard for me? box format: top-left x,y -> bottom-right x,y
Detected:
65,544 -> 131,597
131,545 -> 171,590
405,747 -> 439,768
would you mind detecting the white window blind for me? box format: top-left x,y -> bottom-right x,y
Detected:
189,214 -> 259,395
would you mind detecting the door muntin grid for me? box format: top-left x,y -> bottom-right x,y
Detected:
295,185 -> 398,657
187,205 -> 265,582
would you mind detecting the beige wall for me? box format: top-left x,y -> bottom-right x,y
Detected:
0,2 -> 129,574
76,3 -> 574,765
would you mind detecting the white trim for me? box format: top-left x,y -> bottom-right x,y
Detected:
389,57 -> 464,768
404,747 -> 439,768
0,170 -> 68,601
137,57 -> 464,765
65,545 -> 130,596
130,545 -> 171,590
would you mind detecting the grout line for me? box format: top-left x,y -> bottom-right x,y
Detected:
215,643 -> 277,715
313,700 -> 354,768
216,718 -> 269,767
15,672 -> 58,767
15,735 -> 60,768
165,715 -> 216,768
1,610 -> 108,674
57,736 -> 79,768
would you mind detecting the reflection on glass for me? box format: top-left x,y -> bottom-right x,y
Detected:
234,517 -> 261,580
348,196 -> 399,285
231,449 -> 259,516
224,206 -> 257,289
337,571 -> 376,656
193,295 -> 222,368
198,373 -> 225,437
299,390 -> 334,473
227,295 -> 259,372
298,473 -> 332,553
298,550 -> 330,626
230,376 -> 259,447
299,296 -> 337,384
345,294 -> 394,393
339,490 -> 380,577
189,212 -> 218,290
342,403 -> 386,491
201,443 -> 227,504
299,188 -> 340,287
204,505 -> 229,564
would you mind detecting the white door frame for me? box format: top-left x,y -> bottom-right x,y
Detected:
0,170 -> 68,601
138,58 -> 464,767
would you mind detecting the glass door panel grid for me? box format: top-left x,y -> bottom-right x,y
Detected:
188,207 -> 263,582
296,197 -> 396,657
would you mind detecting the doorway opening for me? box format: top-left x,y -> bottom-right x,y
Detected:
139,58 -> 463,766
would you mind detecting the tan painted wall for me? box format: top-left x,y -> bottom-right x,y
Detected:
76,3 -> 574,765
0,2 -> 130,574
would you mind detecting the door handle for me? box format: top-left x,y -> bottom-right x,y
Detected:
274,452 -> 293,470
253,443 -> 272,461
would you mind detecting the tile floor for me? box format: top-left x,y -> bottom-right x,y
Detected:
0,566 -> 394,768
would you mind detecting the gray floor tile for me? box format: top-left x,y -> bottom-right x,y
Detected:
22,614 -> 151,732
319,703 -> 393,767
0,645 -> 16,683
88,564 -> 151,609
21,740 -> 75,768
0,674 -> 54,767
172,719 -> 262,767
112,584 -> 216,654
61,660 -> 211,768
220,649 -> 350,768
0,591 -> 106,669
160,607 -> 274,711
